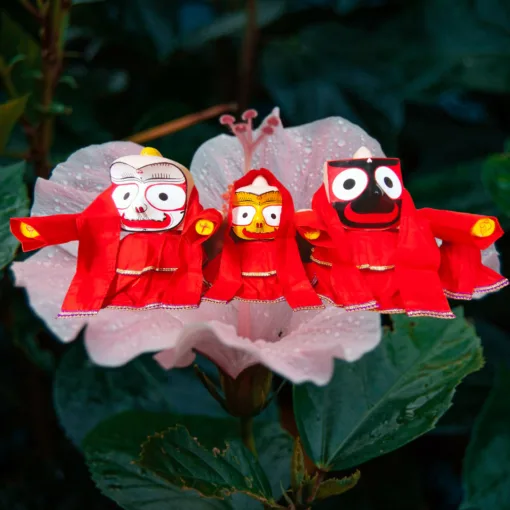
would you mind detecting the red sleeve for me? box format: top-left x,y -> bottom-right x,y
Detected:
182,208 -> 223,245
418,208 -> 503,250
10,214 -> 79,252
295,209 -> 333,247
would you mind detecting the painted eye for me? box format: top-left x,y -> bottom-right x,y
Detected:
232,206 -> 256,226
112,183 -> 139,209
331,168 -> 368,201
145,184 -> 186,211
375,166 -> 402,199
262,205 -> 282,227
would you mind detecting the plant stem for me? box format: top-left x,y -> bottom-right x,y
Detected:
32,0 -> 70,178
240,416 -> 257,456
238,0 -> 257,111
126,103 -> 237,144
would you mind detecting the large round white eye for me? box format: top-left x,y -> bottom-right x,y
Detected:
375,166 -> 402,199
112,183 -> 139,209
262,205 -> 282,227
331,168 -> 368,201
145,184 -> 186,211
232,206 -> 256,226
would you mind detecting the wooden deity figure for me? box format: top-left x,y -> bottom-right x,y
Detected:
297,147 -> 508,318
203,111 -> 323,311
11,147 -> 222,316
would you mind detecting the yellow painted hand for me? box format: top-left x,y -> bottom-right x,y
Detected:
20,222 -> 40,239
471,218 -> 496,238
303,229 -> 320,240
195,219 -> 215,236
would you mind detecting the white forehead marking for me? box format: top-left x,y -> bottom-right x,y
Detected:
236,175 -> 278,195
110,157 -> 185,183
352,146 -> 373,159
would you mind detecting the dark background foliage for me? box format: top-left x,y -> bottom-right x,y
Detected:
1,0 -> 510,509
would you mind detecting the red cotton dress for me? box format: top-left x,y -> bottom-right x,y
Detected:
203,168 -> 323,311
11,186 -> 221,316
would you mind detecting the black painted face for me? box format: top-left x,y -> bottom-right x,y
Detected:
326,157 -> 403,229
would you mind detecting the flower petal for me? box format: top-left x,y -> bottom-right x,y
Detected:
51,141 -> 142,192
481,243 -> 501,274
11,246 -> 86,342
84,309 -> 185,367
153,303 -> 382,385
191,109 -> 384,210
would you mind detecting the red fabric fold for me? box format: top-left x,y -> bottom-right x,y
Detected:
205,168 -> 322,310
418,208 -> 508,298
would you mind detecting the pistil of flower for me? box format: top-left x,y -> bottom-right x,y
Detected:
220,109 -> 280,173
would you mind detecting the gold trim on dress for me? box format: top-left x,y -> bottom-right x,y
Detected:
310,255 -> 332,267
105,303 -> 198,311
310,255 -> 395,271
357,263 -> 395,271
116,266 -> 178,275
241,270 -> 277,277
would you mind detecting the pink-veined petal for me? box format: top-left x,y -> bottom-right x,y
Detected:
84,308 -> 185,367
11,246 -> 86,342
154,303 -> 382,385
191,109 -> 384,210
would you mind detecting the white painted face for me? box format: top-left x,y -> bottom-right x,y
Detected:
110,155 -> 188,232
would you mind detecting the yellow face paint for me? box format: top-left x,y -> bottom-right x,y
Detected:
231,190 -> 283,241
20,221 -> 40,239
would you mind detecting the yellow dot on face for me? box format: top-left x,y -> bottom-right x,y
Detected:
471,218 -> 496,238
195,219 -> 214,236
20,222 -> 40,238
140,147 -> 162,157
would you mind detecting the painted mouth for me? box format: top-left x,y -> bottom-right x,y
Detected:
343,203 -> 399,224
121,213 -> 171,230
242,228 -> 277,239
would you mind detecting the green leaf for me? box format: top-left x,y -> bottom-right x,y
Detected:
461,368 -> 510,510
84,410 -> 291,509
139,425 -> 275,505
54,343 -> 175,446
316,470 -> 361,501
54,344 -> 242,447
0,161 -> 28,270
482,153 -> 510,217
84,411 -> 233,510
0,95 -> 29,151
294,310 -> 483,471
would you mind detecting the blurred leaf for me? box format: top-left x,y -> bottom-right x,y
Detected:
0,161 -> 29,270
316,470 -> 360,500
139,425 -> 275,504
54,343 -> 174,446
0,12 -> 40,96
294,310 -> 483,471
408,159 -> 502,224
461,368 -> 510,510
181,0 -> 285,49
0,95 -> 29,151
84,410 -> 291,509
482,153 -> 510,217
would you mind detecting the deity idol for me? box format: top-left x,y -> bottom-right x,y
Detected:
11,147 -> 221,316
297,147 -> 508,318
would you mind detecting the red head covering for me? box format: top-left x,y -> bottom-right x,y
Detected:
206,168 -> 322,310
